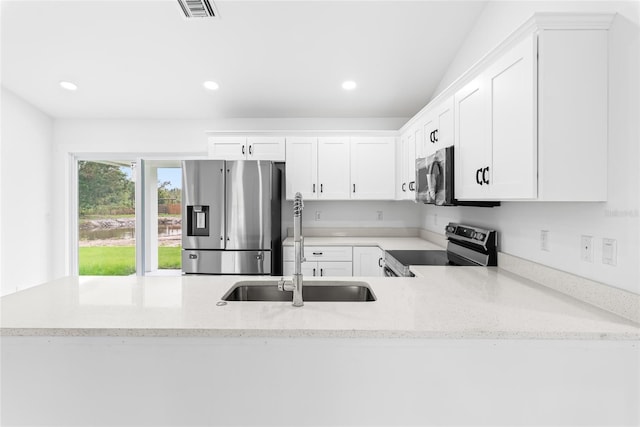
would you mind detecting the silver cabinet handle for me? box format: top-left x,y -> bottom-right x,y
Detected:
242,145 -> 245,155
320,268 -> 324,276
249,145 -> 252,155
313,183 -> 316,193
312,252 -> 323,256
313,268 -> 316,276
378,257 -> 383,268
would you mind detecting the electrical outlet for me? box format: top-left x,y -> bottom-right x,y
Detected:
540,230 -> 550,251
602,238 -> 617,266
315,211 -> 321,221
376,211 -> 383,221
581,235 -> 593,262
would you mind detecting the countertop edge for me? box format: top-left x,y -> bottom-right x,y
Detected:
2,328 -> 639,340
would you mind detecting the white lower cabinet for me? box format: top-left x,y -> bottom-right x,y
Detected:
352,247 -> 384,277
283,261 -> 352,277
283,246 -> 353,277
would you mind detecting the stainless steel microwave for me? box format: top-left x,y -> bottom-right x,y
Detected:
416,146 -> 499,207
416,146 -> 454,205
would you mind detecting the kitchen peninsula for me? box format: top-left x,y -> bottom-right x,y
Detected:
2,269 -> 639,426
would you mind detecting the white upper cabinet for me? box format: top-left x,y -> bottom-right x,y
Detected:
454,77 -> 491,200
209,136 -> 285,161
285,136 -> 396,200
405,14 -> 611,202
285,137 -> 318,200
246,137 -> 285,161
455,34 -> 537,201
536,29 -> 607,201
397,130 -> 416,200
350,137 -> 396,200
424,97 -> 455,157
317,137 -> 351,199
208,137 -> 247,160
486,33 -> 537,200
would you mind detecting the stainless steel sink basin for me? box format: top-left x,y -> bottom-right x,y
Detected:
222,280 -> 376,302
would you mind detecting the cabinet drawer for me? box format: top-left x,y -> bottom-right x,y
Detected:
283,245 -> 352,262
282,261 -> 352,277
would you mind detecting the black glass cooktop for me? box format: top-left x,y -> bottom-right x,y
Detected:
386,250 -> 450,266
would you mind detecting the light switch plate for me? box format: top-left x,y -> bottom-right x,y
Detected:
540,230 -> 550,251
602,238 -> 617,266
315,211 -> 321,221
376,211 -> 383,221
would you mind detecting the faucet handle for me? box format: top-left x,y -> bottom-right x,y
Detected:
277,277 -> 286,291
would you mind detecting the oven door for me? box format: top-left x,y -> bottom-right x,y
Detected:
383,265 -> 398,277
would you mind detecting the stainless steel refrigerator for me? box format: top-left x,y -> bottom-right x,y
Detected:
181,160 -> 281,275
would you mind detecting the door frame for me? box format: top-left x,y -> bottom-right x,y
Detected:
69,153 -> 201,277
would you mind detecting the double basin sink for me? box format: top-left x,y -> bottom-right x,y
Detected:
222,280 -> 376,302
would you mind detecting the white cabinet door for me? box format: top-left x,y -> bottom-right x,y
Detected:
208,137 -> 247,160
285,137 -> 318,200
350,137 -> 396,200
423,98 -> 453,157
397,131 -> 415,200
486,33 -> 537,199
435,97 -> 455,150
283,261 -> 317,277
352,247 -> 384,277
247,137 -> 285,161
454,77 -> 491,200
317,137 -> 350,199
317,261 -> 352,277
405,131 -> 416,199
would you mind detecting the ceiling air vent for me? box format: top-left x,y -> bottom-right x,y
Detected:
178,0 -> 217,18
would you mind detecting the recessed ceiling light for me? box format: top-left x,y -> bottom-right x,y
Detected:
203,81 -> 219,91
342,80 -> 357,90
59,81 -> 78,91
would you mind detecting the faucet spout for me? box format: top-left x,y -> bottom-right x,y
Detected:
279,192 -> 304,306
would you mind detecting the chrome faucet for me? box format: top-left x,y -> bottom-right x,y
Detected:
278,192 -> 304,306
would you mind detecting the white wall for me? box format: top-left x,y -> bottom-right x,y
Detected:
51,118 -> 407,278
1,87 -> 54,295
421,1 -> 640,293
282,200 -> 421,234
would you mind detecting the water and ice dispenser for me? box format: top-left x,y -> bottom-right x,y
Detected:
186,205 -> 209,236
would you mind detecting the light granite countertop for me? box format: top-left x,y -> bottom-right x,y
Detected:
282,236 -> 444,251
2,270 -> 638,339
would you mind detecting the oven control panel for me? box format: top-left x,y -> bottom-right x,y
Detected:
445,223 -> 496,249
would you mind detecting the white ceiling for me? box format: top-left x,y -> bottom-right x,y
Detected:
1,0 -> 487,119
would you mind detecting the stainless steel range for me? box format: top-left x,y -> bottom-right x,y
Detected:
383,223 -> 497,277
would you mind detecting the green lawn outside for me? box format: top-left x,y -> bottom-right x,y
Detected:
79,246 -> 181,275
